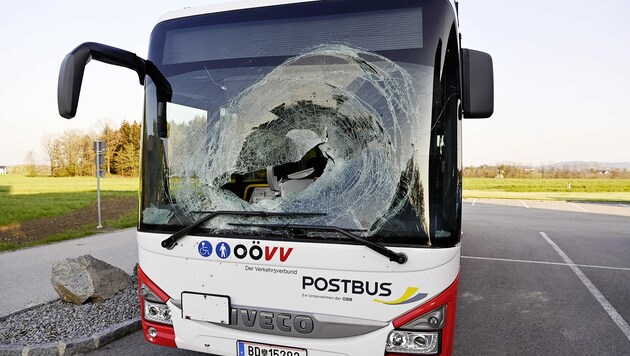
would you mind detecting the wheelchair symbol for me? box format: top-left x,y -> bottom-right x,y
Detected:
198,241 -> 212,257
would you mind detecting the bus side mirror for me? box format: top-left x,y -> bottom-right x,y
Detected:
462,48 -> 494,118
57,42 -> 147,119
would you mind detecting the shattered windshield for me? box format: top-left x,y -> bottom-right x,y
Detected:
141,0 -> 445,245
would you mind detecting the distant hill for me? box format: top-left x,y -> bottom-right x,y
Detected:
546,161 -> 630,170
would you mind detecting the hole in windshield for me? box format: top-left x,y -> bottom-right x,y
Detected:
146,44 -> 432,240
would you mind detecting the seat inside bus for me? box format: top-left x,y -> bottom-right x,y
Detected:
220,145 -> 328,203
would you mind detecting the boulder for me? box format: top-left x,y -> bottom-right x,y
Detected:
51,254 -> 132,304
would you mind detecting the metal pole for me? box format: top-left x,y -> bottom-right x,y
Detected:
96,143 -> 102,229
94,140 -> 105,229
97,167 -> 102,228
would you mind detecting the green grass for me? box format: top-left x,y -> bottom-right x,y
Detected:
0,174 -> 139,251
0,174 -> 138,195
1,175 -> 627,252
463,178 -> 630,192
0,174 -> 138,227
463,178 -> 630,202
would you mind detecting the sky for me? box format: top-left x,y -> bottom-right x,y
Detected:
0,0 -> 629,166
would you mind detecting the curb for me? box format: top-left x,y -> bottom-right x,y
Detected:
0,317 -> 141,356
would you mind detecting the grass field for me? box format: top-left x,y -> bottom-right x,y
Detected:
463,178 -> 630,202
1,175 -> 628,251
0,174 -> 139,251
0,174 -> 138,227
2,176 -> 627,225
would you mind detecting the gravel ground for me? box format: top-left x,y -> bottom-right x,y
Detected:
0,275 -> 140,346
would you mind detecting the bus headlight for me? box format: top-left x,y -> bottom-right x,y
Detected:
386,305 -> 446,354
385,331 -> 438,354
144,300 -> 173,325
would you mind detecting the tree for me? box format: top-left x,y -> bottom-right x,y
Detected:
78,134 -> 95,176
109,120 -> 141,176
115,143 -> 139,176
24,150 -> 38,177
39,119 -> 148,177
100,123 -> 120,175
42,130 -> 95,177
43,135 -> 63,177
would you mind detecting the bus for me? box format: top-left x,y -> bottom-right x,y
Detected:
57,0 -> 493,355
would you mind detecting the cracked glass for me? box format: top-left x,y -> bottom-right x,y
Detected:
141,0 -> 450,245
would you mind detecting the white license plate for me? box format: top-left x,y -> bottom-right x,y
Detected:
237,340 -> 307,356
181,292 -> 230,324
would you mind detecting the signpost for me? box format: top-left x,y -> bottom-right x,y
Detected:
94,141 -> 106,228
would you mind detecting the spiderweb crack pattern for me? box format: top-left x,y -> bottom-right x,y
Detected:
165,44 -> 430,236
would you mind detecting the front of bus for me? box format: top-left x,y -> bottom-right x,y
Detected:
138,0 -> 463,355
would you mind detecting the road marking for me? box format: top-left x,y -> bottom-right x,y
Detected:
520,200 -> 530,209
539,232 -> 630,342
568,202 -> 589,212
461,255 -> 630,272
471,199 -> 477,206
620,204 -> 629,208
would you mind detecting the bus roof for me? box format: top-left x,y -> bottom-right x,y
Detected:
158,0 -> 458,24
157,0 -> 321,24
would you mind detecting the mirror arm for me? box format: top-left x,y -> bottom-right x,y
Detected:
145,60 -> 173,103
84,42 -> 147,85
58,42 -> 171,119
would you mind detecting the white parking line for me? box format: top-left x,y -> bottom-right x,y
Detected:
471,199 -> 477,206
620,203 -> 629,208
568,202 -> 589,212
461,255 -> 630,272
539,232 -> 630,342
520,200 -> 530,209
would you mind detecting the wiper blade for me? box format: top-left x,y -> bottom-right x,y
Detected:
230,223 -> 408,265
161,211 -> 325,249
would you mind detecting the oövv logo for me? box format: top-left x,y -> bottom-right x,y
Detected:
197,241 -> 293,262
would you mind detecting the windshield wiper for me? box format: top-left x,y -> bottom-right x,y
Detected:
161,211 -> 325,249
230,223 -> 408,264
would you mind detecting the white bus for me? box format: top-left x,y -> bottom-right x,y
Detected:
58,0 -> 493,355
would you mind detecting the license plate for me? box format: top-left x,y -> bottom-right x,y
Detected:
181,292 -> 230,324
237,340 -> 307,356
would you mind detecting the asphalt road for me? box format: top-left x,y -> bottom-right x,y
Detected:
87,200 -> 630,355
454,200 -> 630,355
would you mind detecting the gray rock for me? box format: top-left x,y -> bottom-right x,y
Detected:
60,336 -> 96,356
0,344 -> 23,355
22,342 -> 59,355
50,255 -> 131,304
